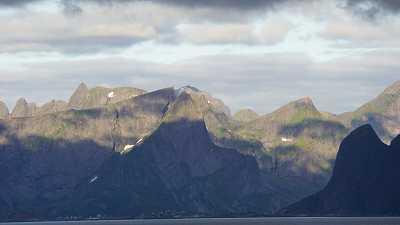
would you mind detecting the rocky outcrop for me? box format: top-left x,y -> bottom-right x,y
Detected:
65,91 -> 289,219
0,87 -> 305,221
68,82 -> 89,110
0,101 -> 9,120
281,124 -> 400,216
68,83 -> 146,110
11,98 -> 35,118
35,100 -> 68,116
234,97 -> 343,186
174,86 -> 231,117
0,88 -> 176,221
233,109 -> 259,122
69,119 -> 268,218
1,81 -> 400,221
340,80 -> 400,140
264,97 -> 321,124
82,86 -> 146,109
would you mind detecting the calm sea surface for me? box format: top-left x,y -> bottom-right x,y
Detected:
1,218 -> 400,225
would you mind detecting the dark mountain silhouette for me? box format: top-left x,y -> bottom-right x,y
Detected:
0,134 -> 112,221
281,124 -> 400,216
66,119 -> 268,219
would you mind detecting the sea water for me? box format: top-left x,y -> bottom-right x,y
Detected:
2,217 -> 400,225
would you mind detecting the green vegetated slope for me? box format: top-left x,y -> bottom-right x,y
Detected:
339,81 -> 400,142
0,81 -> 399,221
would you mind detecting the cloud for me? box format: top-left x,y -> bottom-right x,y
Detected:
0,6 -> 159,53
0,0 -> 42,7
174,20 -> 291,45
0,1 -> 295,53
62,0 -> 83,16
345,0 -> 400,19
67,0 -> 295,10
316,1 -> 400,48
0,0 -> 399,114
320,18 -> 400,48
0,0 -> 301,17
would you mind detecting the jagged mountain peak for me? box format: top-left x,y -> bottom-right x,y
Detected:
382,80 -> 400,95
68,83 -> 146,110
11,97 -> 35,118
233,108 -> 259,122
352,80 -> 400,118
15,97 -> 28,105
164,91 -> 205,122
175,85 -> 201,95
0,100 -> 9,120
276,96 -> 319,113
291,96 -> 316,108
77,82 -> 89,90
68,82 -> 89,109
173,86 -> 230,116
336,80 -> 400,141
264,96 -> 321,124
174,86 -> 206,99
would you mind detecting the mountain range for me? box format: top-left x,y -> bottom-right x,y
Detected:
280,125 -> 400,216
0,81 -> 399,221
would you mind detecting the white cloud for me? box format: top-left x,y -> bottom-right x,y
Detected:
0,0 -> 399,114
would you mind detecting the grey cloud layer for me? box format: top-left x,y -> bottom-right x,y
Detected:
0,0 -> 41,6
64,0 -> 400,14
0,2 -> 293,53
346,0 -> 400,14
2,0 -> 400,15
0,0 -> 399,113
70,0 -> 291,10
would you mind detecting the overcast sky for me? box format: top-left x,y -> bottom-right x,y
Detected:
0,0 -> 399,114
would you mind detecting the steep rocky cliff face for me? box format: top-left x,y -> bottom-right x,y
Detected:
0,136 -> 112,220
1,81 -> 400,221
67,119 -> 269,219
340,81 -> 400,141
281,125 -> 400,216
68,82 -> 90,110
5,83 -> 146,120
0,88 -> 174,221
35,100 -> 68,116
229,97 -> 347,190
68,83 -> 146,110
0,86 -> 307,221
11,98 -> 34,118
60,89 -> 306,219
